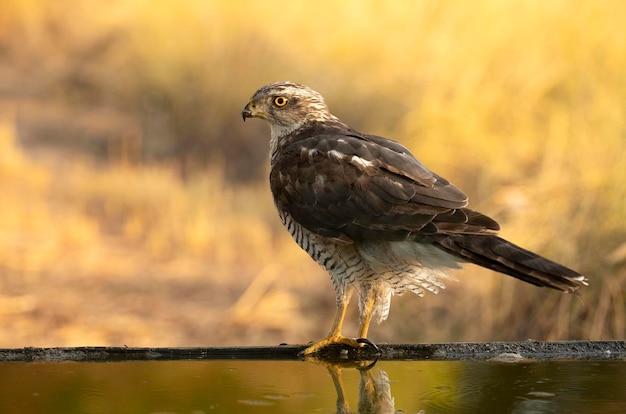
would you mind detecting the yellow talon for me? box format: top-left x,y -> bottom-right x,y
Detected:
300,286 -> 381,356
300,334 -> 364,356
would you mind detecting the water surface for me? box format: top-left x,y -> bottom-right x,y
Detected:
1,359 -> 624,413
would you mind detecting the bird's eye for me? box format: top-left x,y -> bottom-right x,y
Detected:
274,96 -> 288,107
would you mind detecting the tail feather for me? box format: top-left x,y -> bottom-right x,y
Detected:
433,234 -> 587,292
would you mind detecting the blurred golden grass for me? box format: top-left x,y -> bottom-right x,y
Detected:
0,110 -> 321,346
0,0 -> 624,346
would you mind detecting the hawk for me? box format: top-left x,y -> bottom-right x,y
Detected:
242,81 -> 587,355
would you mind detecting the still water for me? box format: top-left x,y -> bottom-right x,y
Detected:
0,359 -> 624,413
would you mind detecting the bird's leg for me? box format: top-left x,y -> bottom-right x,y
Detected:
358,286 -> 376,339
355,285 -> 381,354
300,287 -> 363,355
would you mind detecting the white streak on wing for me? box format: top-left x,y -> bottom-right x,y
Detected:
327,149 -> 346,161
350,155 -> 376,169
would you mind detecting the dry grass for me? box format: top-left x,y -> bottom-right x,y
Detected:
0,0 -> 624,347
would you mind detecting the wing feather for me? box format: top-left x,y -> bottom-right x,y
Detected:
270,129 -> 497,241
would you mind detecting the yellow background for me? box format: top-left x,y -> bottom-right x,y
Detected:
0,0 -> 624,346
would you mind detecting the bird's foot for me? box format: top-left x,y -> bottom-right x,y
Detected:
299,335 -> 380,357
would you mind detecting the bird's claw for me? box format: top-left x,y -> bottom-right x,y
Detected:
299,335 -> 381,361
356,337 -> 381,355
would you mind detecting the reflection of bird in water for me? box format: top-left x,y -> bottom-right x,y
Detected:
316,360 -> 395,414
358,368 -> 394,414
242,81 -> 587,356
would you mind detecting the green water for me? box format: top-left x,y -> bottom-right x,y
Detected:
0,359 -> 624,413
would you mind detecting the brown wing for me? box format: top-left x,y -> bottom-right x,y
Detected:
271,125 -> 586,291
270,128 -> 499,241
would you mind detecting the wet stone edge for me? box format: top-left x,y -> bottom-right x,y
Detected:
0,340 -> 624,362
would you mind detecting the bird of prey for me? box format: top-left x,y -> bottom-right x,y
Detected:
242,81 -> 587,355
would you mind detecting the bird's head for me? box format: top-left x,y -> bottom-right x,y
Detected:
242,81 -> 335,138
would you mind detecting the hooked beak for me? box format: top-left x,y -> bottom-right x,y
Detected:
241,101 -> 254,122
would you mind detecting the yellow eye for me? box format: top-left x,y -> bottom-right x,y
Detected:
274,96 -> 288,107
